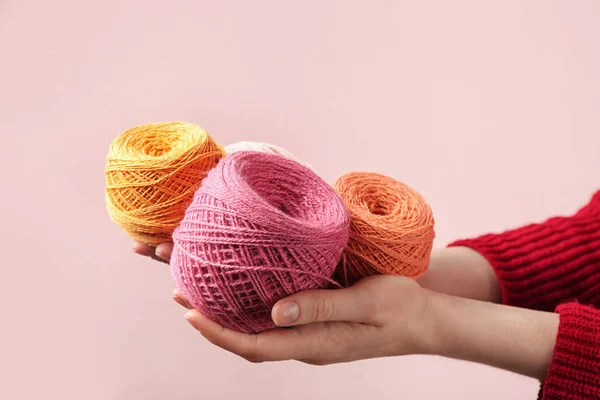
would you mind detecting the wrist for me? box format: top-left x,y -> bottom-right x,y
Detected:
425,291 -> 559,379
401,289 -> 445,357
418,247 -> 501,303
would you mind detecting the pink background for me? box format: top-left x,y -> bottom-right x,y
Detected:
2,1 -> 599,399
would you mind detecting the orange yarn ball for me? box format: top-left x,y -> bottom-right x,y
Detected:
105,122 -> 224,246
333,172 -> 435,284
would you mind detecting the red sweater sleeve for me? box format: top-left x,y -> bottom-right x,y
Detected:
448,190 -> 600,400
541,303 -> 600,399
449,191 -> 600,311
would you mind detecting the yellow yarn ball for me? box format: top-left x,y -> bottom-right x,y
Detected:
105,121 -> 224,246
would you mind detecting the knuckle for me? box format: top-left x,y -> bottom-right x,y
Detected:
239,336 -> 264,363
311,295 -> 335,321
245,354 -> 264,364
359,285 -> 388,321
240,348 -> 263,364
370,307 -> 386,322
363,302 -> 380,321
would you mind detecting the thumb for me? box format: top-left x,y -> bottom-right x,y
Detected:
271,286 -> 373,327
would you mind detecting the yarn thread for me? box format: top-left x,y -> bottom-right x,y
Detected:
105,122 -> 224,246
224,141 -> 312,170
333,172 -> 435,285
171,151 -> 349,333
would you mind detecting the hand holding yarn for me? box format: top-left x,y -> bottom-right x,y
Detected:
170,151 -> 349,333
108,121 -> 436,335
181,274 -> 434,364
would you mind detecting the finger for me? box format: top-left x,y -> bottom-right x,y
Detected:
184,309 -> 312,362
132,241 -> 155,257
149,253 -> 169,264
271,286 -> 374,327
132,241 -> 171,264
172,289 -> 191,309
155,242 -> 173,261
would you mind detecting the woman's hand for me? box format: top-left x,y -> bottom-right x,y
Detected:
131,240 -> 558,379
180,275 -> 438,365
178,277 -> 558,380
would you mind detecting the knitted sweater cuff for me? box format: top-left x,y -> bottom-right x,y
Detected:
541,303 -> 600,400
448,192 -> 600,311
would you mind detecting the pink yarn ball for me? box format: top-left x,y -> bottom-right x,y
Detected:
170,151 -> 350,333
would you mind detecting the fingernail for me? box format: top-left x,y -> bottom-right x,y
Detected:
185,310 -> 200,331
172,294 -> 186,308
132,242 -> 144,254
274,301 -> 299,325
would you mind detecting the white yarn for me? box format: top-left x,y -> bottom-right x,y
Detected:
224,141 -> 313,170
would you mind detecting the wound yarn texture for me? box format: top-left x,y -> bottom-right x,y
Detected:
105,122 -> 224,246
333,172 -> 435,285
224,141 -> 312,170
171,151 -> 349,333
